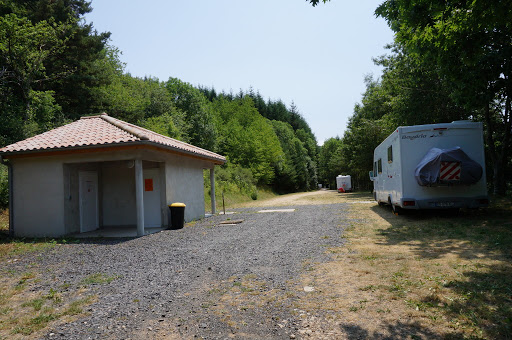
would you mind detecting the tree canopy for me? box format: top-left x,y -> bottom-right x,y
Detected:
308,0 -> 330,6
317,0 -> 511,195
375,0 -> 512,195
0,0 -> 111,146
0,0 -> 320,199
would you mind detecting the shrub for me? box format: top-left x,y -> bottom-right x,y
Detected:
0,165 -> 8,209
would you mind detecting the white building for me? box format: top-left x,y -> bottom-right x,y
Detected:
0,114 -> 225,237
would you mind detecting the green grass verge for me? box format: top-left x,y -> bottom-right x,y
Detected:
204,185 -> 278,212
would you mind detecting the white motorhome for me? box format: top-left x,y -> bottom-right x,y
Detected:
369,121 -> 489,213
336,175 -> 352,192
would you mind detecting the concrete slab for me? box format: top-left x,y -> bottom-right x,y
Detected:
257,209 -> 296,213
219,219 -> 244,225
205,212 -> 235,218
72,226 -> 166,238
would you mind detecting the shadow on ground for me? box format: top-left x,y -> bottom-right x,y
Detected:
341,320 -> 450,340
371,202 -> 512,260
367,199 -> 512,338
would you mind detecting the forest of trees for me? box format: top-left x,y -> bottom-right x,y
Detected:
0,0 -> 320,208
1,0 -> 511,209
316,0 -> 511,196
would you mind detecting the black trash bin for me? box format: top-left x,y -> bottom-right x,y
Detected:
168,203 -> 186,229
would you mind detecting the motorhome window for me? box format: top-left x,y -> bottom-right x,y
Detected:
378,159 -> 382,174
373,162 -> 377,175
387,146 -> 393,163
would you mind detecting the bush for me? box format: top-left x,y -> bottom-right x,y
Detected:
204,162 -> 261,208
0,165 -> 8,209
215,163 -> 257,195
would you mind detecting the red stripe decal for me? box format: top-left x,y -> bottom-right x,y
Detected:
446,163 -> 459,175
440,162 -> 451,172
439,161 -> 461,180
448,169 -> 461,180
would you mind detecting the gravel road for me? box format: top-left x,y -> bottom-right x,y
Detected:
3,203 -> 349,339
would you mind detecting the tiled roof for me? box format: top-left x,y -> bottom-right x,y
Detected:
0,114 -> 225,163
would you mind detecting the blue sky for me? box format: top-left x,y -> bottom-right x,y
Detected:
85,0 -> 394,145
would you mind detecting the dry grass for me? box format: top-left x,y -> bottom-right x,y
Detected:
232,189 -> 371,208
0,239 -> 58,264
0,210 -> 8,233
0,269 -> 99,339
205,187 -> 278,213
294,193 -> 512,339
0,213 -> 115,339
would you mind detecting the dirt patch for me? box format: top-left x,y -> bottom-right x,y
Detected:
233,190 -> 370,208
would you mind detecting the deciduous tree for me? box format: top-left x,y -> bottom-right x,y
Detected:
376,0 -> 512,194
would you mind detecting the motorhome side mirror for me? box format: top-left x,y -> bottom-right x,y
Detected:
369,171 -> 374,181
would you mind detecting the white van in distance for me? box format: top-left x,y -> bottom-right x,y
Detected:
336,175 -> 352,193
369,121 -> 489,213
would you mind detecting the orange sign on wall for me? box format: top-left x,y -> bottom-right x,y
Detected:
145,178 -> 153,191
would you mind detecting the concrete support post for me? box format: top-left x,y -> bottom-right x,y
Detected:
135,159 -> 145,236
210,168 -> 216,214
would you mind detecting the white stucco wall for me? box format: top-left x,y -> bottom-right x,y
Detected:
164,156 -> 207,222
12,158 -> 66,237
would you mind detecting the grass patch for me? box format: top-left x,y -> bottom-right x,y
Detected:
0,230 -> 80,263
63,296 -> 95,316
0,270 -> 97,338
12,310 -> 58,335
80,273 -> 119,286
21,298 -> 45,311
295,192 -> 512,339
0,236 -> 58,262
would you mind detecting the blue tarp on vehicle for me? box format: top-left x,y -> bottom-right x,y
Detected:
414,147 -> 483,186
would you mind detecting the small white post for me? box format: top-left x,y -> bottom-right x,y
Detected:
135,159 -> 145,236
210,168 -> 216,214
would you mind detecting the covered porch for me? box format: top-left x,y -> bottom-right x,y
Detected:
64,158 -> 218,237
64,158 -> 166,237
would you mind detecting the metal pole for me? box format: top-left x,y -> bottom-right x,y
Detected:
210,168 -> 216,214
222,191 -> 225,215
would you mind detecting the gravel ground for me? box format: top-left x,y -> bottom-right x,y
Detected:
2,203 -> 349,339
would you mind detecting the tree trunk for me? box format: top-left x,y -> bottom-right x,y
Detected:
485,94 -> 512,196
496,94 -> 512,195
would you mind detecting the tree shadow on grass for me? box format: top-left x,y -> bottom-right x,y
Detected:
340,320 -> 455,340
442,264 -> 512,337
370,203 -> 512,261
368,199 -> 512,339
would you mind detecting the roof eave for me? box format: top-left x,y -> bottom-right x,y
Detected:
137,140 -> 226,164
0,141 -> 226,165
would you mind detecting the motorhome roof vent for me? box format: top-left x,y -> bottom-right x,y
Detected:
451,120 -> 471,124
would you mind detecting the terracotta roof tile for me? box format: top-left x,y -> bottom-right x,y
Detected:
0,114 -> 225,163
